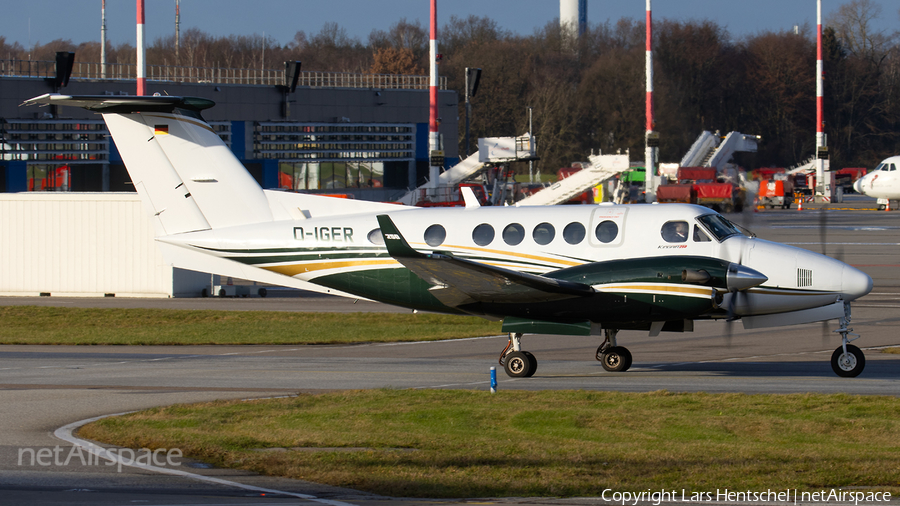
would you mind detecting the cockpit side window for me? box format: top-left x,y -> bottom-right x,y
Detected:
693,225 -> 711,242
891,164 -> 897,172
661,221 -> 689,243
696,214 -> 742,242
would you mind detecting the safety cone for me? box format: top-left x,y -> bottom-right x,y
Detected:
798,199 -> 802,211
887,200 -> 891,212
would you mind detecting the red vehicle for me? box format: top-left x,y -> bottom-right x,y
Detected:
416,183 -> 490,207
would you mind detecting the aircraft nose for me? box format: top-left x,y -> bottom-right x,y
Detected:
842,264 -> 873,301
853,177 -> 864,193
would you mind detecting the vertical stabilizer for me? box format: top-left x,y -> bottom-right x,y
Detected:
131,111 -> 273,228
103,113 -> 210,235
22,94 -> 274,232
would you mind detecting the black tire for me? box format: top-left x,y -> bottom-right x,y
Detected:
522,351 -> 538,377
831,344 -> 865,377
504,351 -> 531,378
258,288 -> 268,298
601,346 -> 632,372
218,288 -> 226,297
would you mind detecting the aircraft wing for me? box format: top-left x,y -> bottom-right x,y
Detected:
376,215 -> 594,309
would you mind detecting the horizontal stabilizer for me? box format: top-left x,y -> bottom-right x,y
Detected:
22,93 -> 214,113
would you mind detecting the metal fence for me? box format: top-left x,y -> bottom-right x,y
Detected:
0,59 -> 447,90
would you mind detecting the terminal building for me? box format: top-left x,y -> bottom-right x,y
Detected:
0,60 -> 460,297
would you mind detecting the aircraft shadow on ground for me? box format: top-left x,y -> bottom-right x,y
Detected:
632,358 -> 900,380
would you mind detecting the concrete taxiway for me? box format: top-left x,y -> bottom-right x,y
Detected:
1,207 -> 899,505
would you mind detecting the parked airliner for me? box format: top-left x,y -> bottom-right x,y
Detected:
854,156 -> 900,208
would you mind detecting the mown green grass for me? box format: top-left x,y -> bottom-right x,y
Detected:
79,389 -> 900,498
0,306 -> 501,345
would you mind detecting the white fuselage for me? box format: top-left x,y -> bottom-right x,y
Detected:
853,156 -> 900,200
162,203 -> 872,318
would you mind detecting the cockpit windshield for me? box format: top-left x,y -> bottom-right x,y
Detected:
875,162 -> 897,172
696,214 -> 744,242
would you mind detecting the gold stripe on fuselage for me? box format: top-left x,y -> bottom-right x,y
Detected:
595,283 -> 714,298
261,259 -> 399,277
409,242 -> 583,269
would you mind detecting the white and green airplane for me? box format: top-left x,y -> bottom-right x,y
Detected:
25,94 -> 874,378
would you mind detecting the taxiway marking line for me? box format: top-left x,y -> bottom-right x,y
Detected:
54,413 -> 358,506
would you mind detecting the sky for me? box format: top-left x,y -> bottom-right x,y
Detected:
1,0 -> 897,51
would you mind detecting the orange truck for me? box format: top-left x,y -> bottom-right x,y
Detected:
757,179 -> 792,209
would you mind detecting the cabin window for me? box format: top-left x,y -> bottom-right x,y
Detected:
594,221 -> 618,243
563,222 -> 586,245
424,224 -> 446,247
502,223 -> 525,245
533,223 -> 555,245
472,223 -> 495,246
693,225 -> 711,242
661,221 -> 689,243
367,228 -> 385,245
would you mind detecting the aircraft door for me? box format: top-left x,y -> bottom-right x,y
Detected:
588,207 -> 627,247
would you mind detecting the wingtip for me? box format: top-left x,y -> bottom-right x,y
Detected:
376,215 -> 422,258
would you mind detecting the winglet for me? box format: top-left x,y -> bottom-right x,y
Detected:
376,215 -> 424,258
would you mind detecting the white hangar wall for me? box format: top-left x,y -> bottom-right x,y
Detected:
0,193 -> 208,297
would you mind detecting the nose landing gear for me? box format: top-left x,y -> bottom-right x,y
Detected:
831,303 -> 865,378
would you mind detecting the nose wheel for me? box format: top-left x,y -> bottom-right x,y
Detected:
831,344 -> 864,377
830,302 -> 865,378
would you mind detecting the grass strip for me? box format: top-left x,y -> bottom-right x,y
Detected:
0,306 -> 500,345
79,389 -> 900,498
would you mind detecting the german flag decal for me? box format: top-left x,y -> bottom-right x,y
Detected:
154,125 -> 169,135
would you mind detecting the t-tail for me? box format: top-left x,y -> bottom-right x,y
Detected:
23,94 -> 272,235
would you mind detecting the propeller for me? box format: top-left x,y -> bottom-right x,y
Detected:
817,204 -> 844,347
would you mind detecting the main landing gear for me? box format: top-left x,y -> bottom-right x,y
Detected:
831,303 -> 865,378
596,329 -> 632,372
499,333 -> 538,378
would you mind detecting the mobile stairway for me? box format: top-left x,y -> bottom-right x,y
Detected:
680,131 -> 760,171
515,153 -> 630,206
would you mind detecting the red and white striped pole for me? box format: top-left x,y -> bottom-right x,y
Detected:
428,0 -> 440,191
136,0 -> 146,95
644,0 -> 657,202
815,0 -> 827,200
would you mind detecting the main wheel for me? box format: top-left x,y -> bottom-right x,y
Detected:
504,351 -> 531,378
831,345 -> 865,377
522,351 -> 538,377
601,346 -> 632,372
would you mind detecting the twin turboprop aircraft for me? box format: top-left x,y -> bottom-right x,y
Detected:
854,156 -> 900,207
25,93 -> 874,378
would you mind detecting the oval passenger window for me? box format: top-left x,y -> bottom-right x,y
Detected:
424,224 -> 446,247
563,222 -> 586,244
533,223 -> 555,245
595,221 -> 618,243
502,223 -> 525,246
367,229 -> 384,245
472,223 -> 495,246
